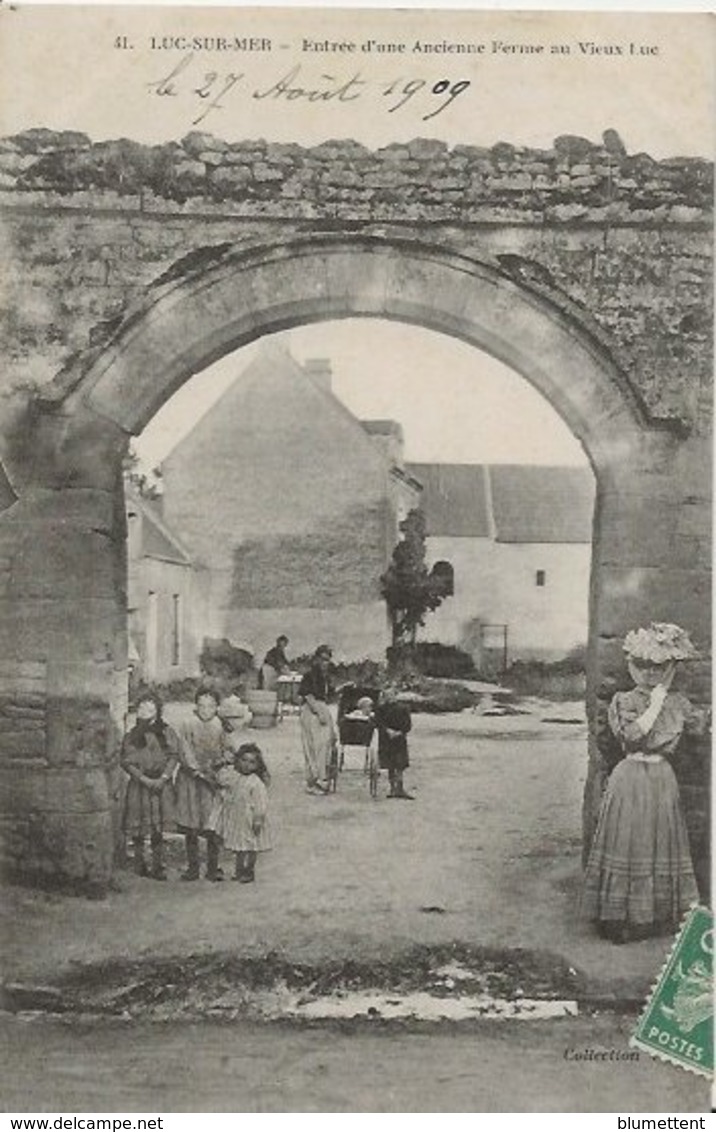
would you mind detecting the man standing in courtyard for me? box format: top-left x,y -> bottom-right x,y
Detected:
261,634 -> 291,692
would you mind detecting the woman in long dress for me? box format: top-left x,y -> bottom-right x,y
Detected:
583,622 -> 705,942
298,644 -> 337,794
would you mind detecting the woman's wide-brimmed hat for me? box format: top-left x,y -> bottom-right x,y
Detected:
623,622 -> 699,664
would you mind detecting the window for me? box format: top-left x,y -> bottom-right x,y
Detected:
145,591 -> 158,680
432,560 -> 454,596
535,570 -> 546,587
171,593 -> 181,666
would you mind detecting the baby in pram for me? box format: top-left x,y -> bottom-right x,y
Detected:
342,695 -> 376,723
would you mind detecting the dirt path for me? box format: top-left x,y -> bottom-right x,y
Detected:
1,1013 -> 707,1113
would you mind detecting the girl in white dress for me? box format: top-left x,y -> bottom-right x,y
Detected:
208,740 -> 272,883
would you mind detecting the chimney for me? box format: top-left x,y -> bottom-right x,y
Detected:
361,420 -> 405,469
303,357 -> 333,393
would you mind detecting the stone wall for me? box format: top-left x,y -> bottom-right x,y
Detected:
3,129 -> 711,220
0,661 -> 47,764
0,129 -> 712,434
0,486 -> 124,890
229,505 -> 390,609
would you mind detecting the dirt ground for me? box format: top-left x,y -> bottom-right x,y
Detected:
4,704 -> 678,997
1,1013 -> 709,1113
4,704 -> 709,1113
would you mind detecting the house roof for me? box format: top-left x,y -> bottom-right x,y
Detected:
0,462 -> 17,513
361,419 -> 404,439
390,465 -> 423,492
406,464 -> 491,537
161,342 -> 396,479
489,465 -> 594,543
126,487 -> 194,566
406,463 -> 594,543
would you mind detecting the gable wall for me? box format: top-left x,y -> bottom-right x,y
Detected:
423,535 -> 590,662
161,360 -> 396,659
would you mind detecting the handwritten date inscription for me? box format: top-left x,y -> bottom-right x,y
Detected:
148,55 -> 471,126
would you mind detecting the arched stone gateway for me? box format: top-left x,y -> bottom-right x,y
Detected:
0,234 -> 710,893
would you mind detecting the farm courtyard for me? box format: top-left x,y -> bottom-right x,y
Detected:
2,704 -> 706,1112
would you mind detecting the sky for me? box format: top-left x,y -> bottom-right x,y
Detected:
135,320 -> 589,469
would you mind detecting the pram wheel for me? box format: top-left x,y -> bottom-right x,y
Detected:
368,750 -> 379,798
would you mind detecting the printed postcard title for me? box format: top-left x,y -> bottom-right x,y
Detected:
113,31 -> 662,128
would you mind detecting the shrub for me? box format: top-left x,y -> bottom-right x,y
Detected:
415,642 -> 478,679
387,642 -> 477,679
503,645 -> 587,700
398,679 -> 480,714
291,654 -> 387,695
199,637 -> 255,682
151,676 -> 202,703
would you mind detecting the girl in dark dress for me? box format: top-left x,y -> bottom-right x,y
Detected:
121,693 -> 179,880
376,696 -> 413,799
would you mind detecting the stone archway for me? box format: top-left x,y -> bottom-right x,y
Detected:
0,235 -> 709,891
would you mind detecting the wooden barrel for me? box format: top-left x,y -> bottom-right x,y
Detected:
245,689 -> 278,729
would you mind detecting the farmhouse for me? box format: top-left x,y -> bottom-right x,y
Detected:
408,462 -> 594,664
157,343 -> 420,665
131,344 -> 593,674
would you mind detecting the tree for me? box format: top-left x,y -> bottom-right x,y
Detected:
380,509 -> 453,649
122,444 -> 163,501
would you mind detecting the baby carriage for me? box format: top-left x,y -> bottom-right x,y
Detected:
328,684 -> 381,797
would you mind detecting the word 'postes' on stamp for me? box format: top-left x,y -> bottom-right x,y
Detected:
631,906 -> 713,1078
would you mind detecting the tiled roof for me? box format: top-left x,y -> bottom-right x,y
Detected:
406,464 -> 491,537
163,344 -> 393,476
142,514 -> 192,564
126,488 -> 194,566
407,463 -> 594,543
0,464 -> 17,513
361,419 -> 404,439
489,465 -> 594,543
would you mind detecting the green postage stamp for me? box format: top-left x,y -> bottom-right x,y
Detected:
631,906 -> 713,1077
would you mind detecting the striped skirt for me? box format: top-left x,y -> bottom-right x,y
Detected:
582,755 -> 698,928
207,794 -> 272,853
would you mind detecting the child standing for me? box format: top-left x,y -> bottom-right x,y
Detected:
208,740 -> 272,883
121,692 -> 179,880
375,695 -> 414,799
174,687 -> 226,882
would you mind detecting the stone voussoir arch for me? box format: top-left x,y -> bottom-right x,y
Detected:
59,234 -> 646,477
0,232 -> 709,893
